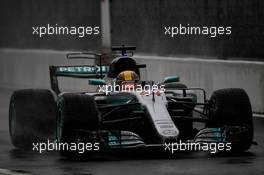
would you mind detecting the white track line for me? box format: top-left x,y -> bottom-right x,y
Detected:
0,169 -> 31,175
253,114 -> 264,118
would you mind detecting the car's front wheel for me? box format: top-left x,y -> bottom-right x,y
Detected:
208,88 -> 253,152
57,93 -> 100,157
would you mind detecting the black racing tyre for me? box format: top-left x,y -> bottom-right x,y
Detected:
57,93 -> 100,157
163,83 -> 187,90
9,89 -> 56,149
208,88 -> 253,151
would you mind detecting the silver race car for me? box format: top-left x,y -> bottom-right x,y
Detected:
9,46 -> 254,157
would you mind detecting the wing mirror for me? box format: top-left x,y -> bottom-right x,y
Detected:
163,76 -> 180,83
88,79 -> 106,85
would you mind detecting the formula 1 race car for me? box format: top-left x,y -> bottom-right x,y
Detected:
9,46 -> 254,157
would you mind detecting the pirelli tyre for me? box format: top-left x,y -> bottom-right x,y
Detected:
57,93 -> 100,157
9,89 -> 56,149
208,88 -> 253,152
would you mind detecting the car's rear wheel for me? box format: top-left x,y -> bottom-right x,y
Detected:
57,93 -> 100,157
9,89 -> 56,149
208,88 -> 253,152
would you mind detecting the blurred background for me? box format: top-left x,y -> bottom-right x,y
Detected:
0,0 -> 264,59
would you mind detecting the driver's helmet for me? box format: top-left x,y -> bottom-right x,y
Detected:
116,70 -> 139,85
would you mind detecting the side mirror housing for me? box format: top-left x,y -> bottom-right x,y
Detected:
88,79 -> 106,85
163,76 -> 180,83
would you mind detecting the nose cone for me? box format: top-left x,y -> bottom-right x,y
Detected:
137,92 -> 179,143
155,120 -> 179,143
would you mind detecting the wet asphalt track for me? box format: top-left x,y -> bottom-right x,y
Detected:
0,88 -> 264,175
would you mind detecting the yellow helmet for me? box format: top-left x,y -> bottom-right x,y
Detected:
116,70 -> 139,82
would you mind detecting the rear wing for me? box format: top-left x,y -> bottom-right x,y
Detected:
49,65 -> 109,94
50,52 -> 109,94
50,46 -> 143,94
